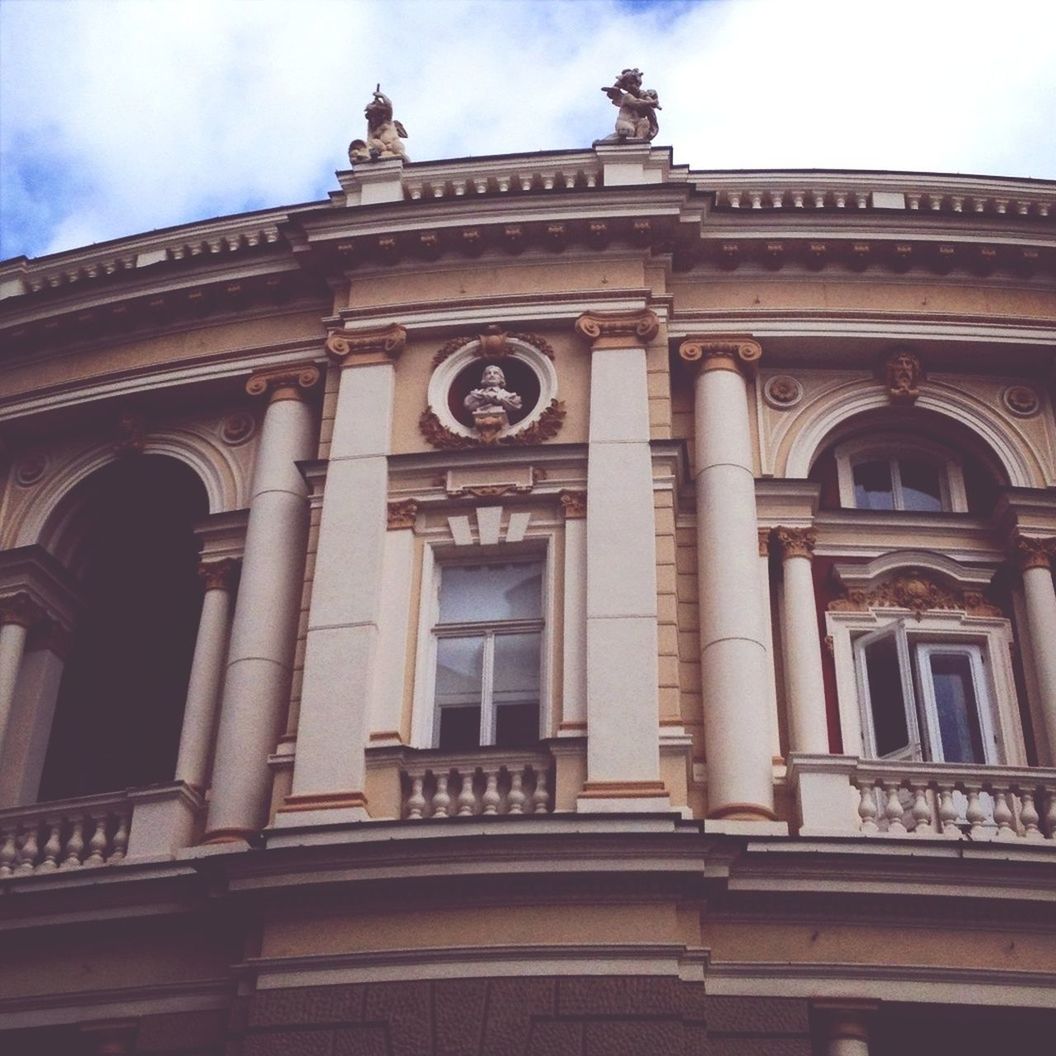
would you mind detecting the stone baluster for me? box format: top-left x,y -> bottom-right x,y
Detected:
85,814 -> 109,866
0,829 -> 16,876
457,773 -> 476,816
0,592 -> 45,763
1045,792 -> 1056,839
773,527 -> 830,754
573,310 -> 668,812
857,784 -> 879,833
482,772 -> 501,815
531,769 -> 550,814
17,826 -> 39,873
938,787 -> 960,837
910,784 -> 932,834
679,337 -> 775,821
992,787 -> 1016,840
203,364 -> 320,843
38,819 -> 62,871
62,818 -> 86,868
406,776 -> 426,820
174,558 -> 239,791
1012,536 -> 1056,764
432,774 -> 451,818
1018,787 -> 1042,840
278,326 -> 406,828
507,770 -> 526,814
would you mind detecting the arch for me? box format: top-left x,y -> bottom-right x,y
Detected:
777,379 -> 1048,488
833,550 -> 998,591
13,426 -> 248,555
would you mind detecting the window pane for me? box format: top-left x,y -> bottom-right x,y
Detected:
899,460 -> 944,512
928,653 -> 985,763
438,706 -> 482,751
493,633 -> 541,702
495,702 -> 540,748
863,635 -> 911,756
435,636 -> 484,703
853,461 -> 895,510
438,562 -> 543,623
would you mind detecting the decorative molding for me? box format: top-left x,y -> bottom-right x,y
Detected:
0,591 -> 46,629
278,790 -> 369,813
881,347 -> 924,405
772,526 -> 817,560
559,490 -> 587,520
1003,384 -> 1041,418
763,374 -> 803,409
574,309 -> 660,350
757,528 -> 771,557
387,499 -> 419,530
829,571 -> 1003,620
14,453 -> 48,487
325,323 -> 407,367
198,558 -> 240,592
579,780 -> 668,798
1012,534 -> 1055,572
419,399 -> 565,449
430,328 -> 556,369
678,336 -> 763,375
219,411 -> 256,445
245,363 -> 322,402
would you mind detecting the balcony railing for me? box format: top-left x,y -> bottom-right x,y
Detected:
400,750 -> 553,820
788,755 -> 1056,842
0,781 -> 204,879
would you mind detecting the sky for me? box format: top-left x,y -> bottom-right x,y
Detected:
2,0 -> 1055,262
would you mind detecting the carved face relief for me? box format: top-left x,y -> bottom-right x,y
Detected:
883,348 -> 923,405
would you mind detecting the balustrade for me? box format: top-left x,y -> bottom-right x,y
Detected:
401,755 -> 553,820
0,793 -> 132,877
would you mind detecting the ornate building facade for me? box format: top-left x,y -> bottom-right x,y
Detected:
1,143 -> 1054,1054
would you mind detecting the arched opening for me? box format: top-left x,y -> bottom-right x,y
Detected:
37,456 -> 209,801
807,408 -> 1008,515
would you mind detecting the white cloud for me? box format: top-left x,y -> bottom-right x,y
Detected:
2,0 -> 1054,259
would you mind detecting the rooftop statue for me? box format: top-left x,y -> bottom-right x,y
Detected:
348,85 -> 409,163
601,68 -> 661,142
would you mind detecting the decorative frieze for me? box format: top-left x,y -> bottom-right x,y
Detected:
220,411 -> 256,445
325,323 -> 406,367
1012,534 -> 1055,572
559,490 -> 587,520
245,363 -> 322,402
419,400 -> 565,449
1003,384 -> 1041,418
574,309 -> 659,350
763,375 -> 803,409
829,571 -> 1002,620
387,499 -> 419,530
678,336 -> 763,375
772,526 -> 816,560
198,558 -> 240,592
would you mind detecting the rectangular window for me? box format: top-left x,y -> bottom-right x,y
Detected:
433,560 -> 543,751
854,623 -> 997,763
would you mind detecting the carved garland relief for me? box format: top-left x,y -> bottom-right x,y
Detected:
828,571 -> 1002,620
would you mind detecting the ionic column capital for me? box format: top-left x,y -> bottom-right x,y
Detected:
773,526 -> 817,561
325,323 -> 407,368
0,591 -> 46,630
678,335 -> 763,376
245,363 -> 322,403
1012,534 -> 1056,572
560,490 -> 588,520
574,309 -> 659,350
198,558 -> 240,592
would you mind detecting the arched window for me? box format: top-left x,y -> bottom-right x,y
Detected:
37,457 -> 208,801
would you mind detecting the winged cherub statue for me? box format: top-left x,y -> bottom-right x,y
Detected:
601,68 -> 661,142
348,85 -> 409,163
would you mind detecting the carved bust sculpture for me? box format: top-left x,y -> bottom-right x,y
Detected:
601,68 -> 661,142
464,364 -> 522,441
348,85 -> 409,163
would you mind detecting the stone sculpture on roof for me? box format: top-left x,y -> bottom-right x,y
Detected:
348,85 -> 409,163
601,68 -> 661,142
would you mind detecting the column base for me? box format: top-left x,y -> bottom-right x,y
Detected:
577,780 -> 671,814
271,790 -> 371,828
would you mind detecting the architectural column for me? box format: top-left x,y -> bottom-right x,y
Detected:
679,337 -> 774,821
558,490 -> 588,736
757,529 -> 781,758
574,310 -> 668,811
823,1010 -> 871,1056
1013,535 -> 1056,763
0,593 -> 44,761
773,526 -> 830,753
174,558 -> 239,790
276,324 -> 406,826
203,364 -> 320,842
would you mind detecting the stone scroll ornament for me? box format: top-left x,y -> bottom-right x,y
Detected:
601,68 -> 661,142
348,85 -> 409,163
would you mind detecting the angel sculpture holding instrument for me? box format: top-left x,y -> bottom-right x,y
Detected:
601,68 -> 661,142
348,85 -> 409,163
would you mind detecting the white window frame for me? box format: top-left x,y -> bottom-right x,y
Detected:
411,536 -> 555,751
834,434 -> 968,513
828,608 -> 1026,767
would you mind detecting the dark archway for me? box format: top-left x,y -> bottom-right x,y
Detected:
38,456 -> 208,801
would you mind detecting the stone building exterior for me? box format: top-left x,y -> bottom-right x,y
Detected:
0,144 -> 1054,1054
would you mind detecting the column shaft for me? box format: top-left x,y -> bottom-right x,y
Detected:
204,369 -> 318,841
775,529 -> 830,753
1021,558 -> 1056,763
683,339 -> 774,819
0,620 -> 30,758
174,563 -> 236,789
